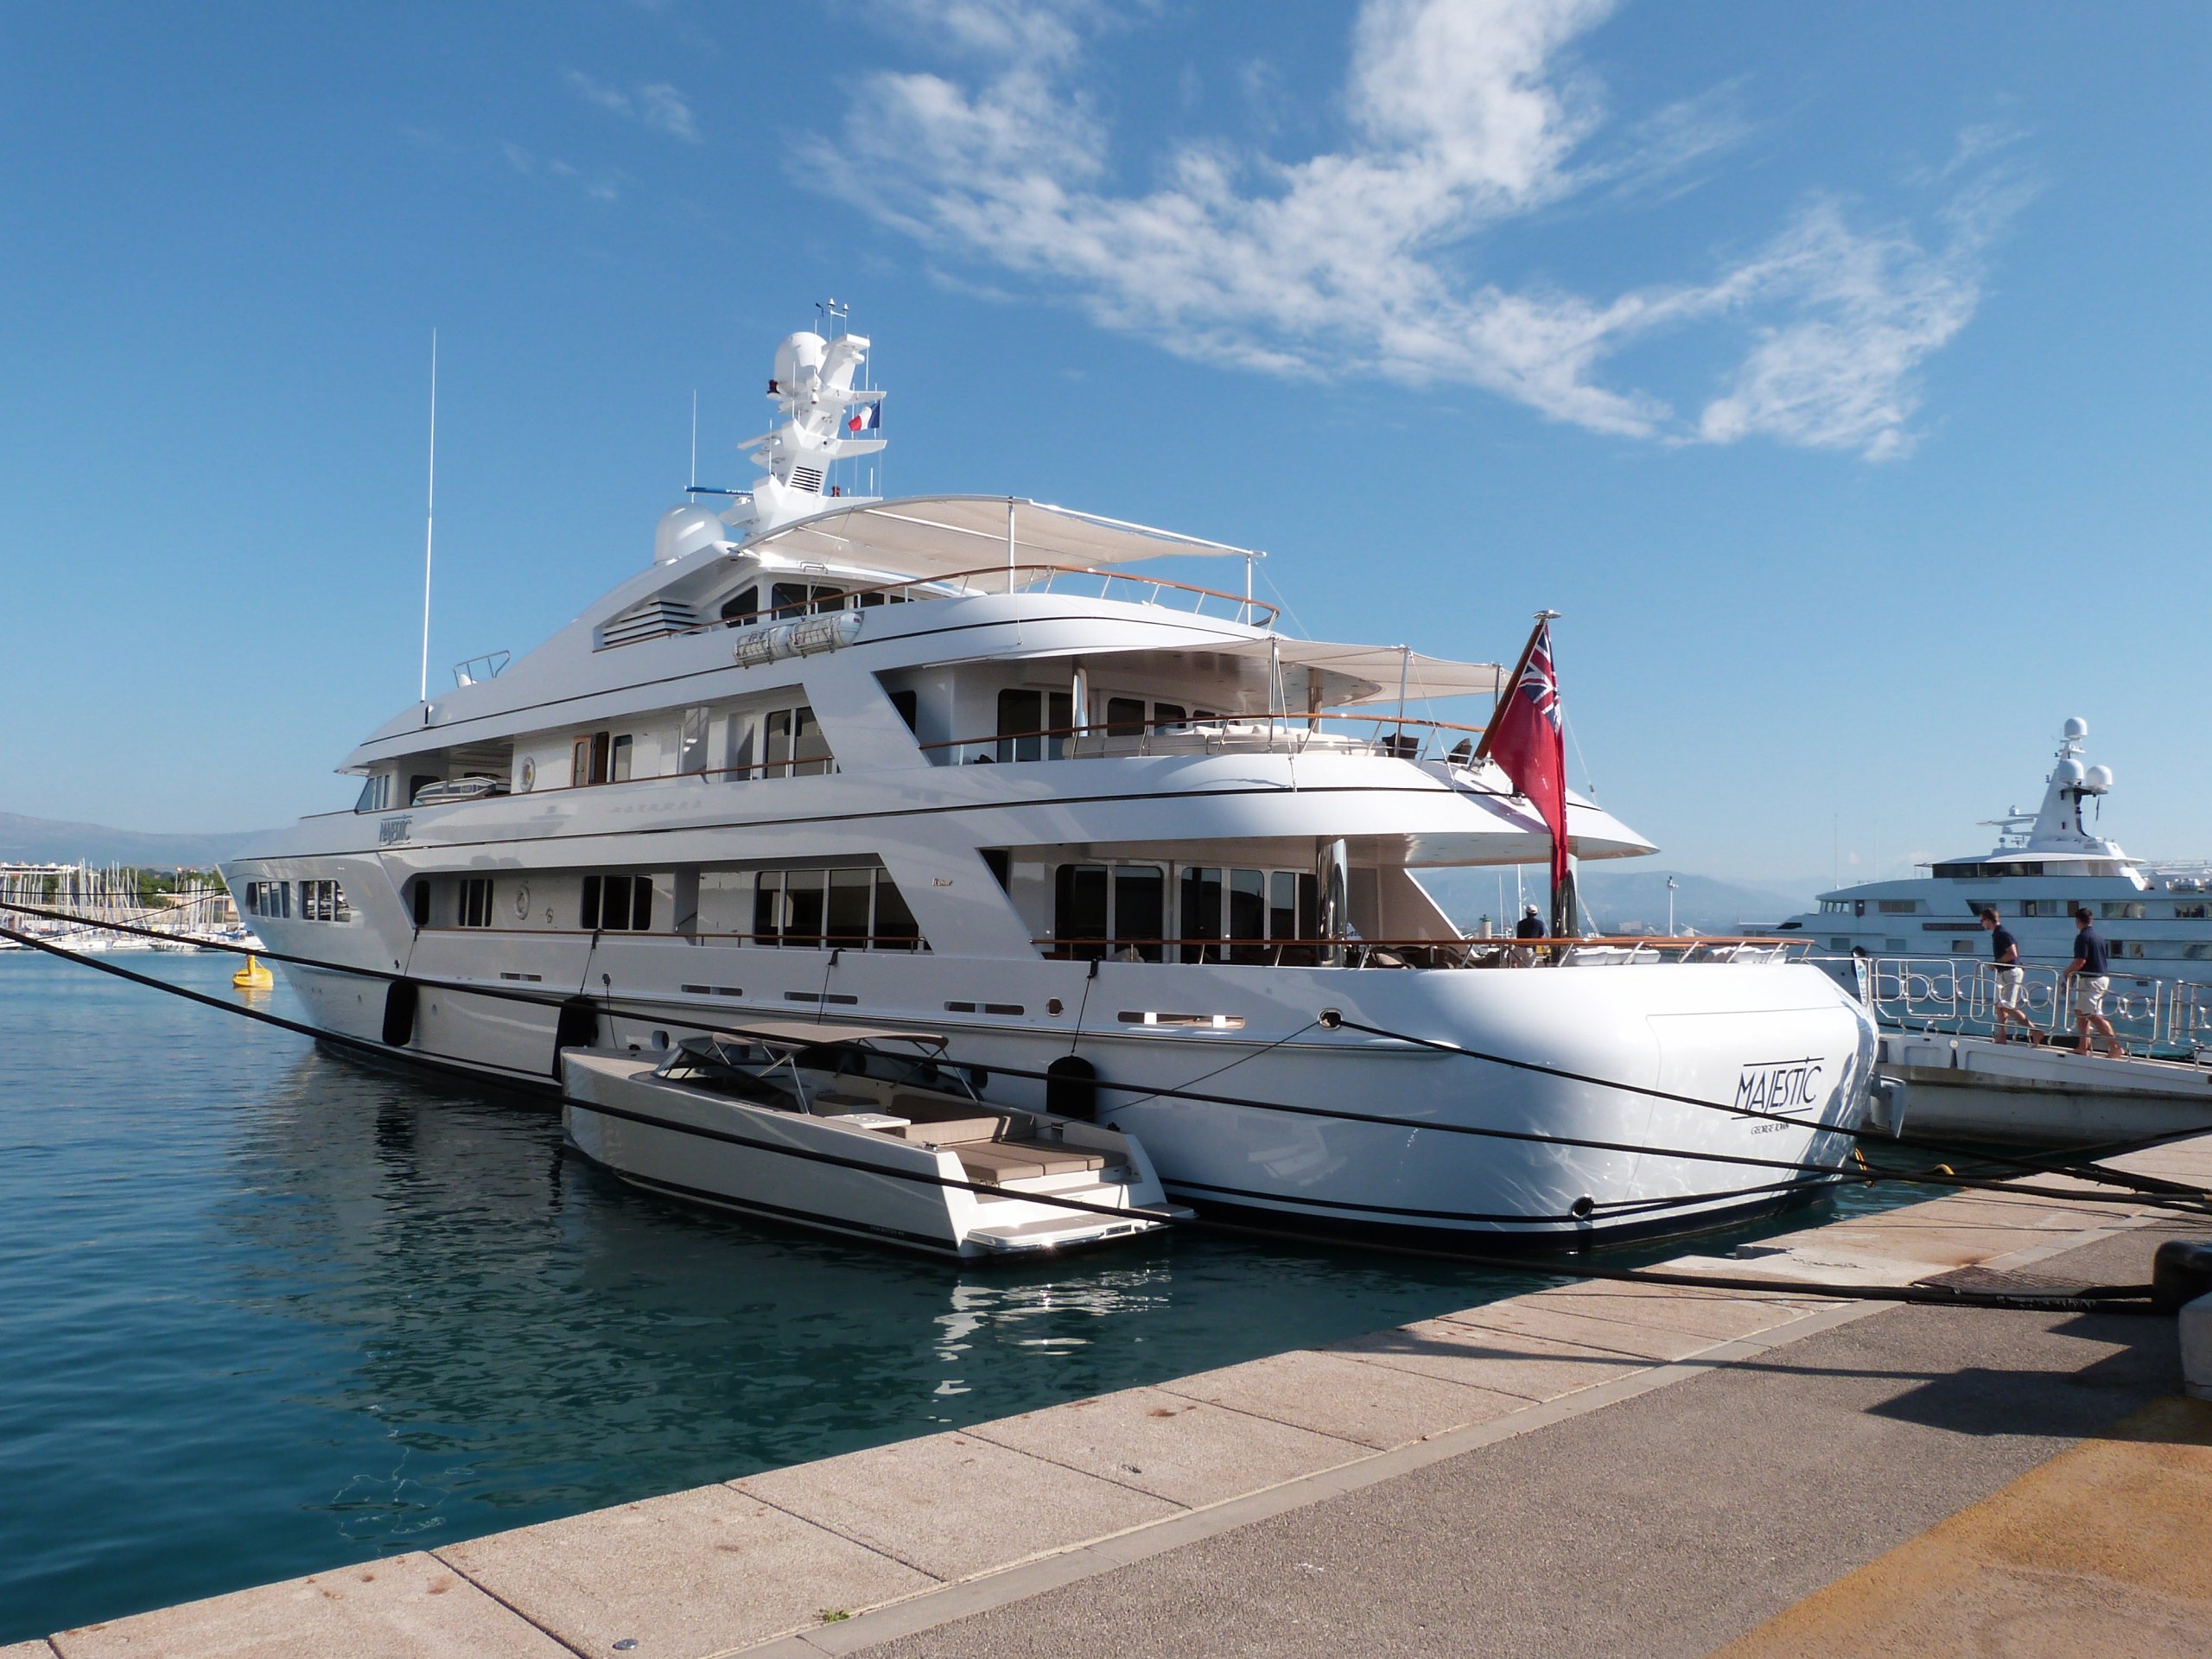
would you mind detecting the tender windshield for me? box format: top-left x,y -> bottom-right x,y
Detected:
653,1037 -> 801,1109
796,1041 -> 976,1098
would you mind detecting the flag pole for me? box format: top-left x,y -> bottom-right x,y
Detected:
1472,609 -> 1559,762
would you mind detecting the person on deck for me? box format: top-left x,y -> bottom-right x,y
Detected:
2063,906 -> 2126,1058
1980,907 -> 2038,1044
1510,903 -> 1544,966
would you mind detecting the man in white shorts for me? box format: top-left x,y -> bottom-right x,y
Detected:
2063,906 -> 2125,1058
1979,907 -> 2037,1043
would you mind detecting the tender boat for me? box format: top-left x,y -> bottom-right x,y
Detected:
561,1020 -> 1186,1257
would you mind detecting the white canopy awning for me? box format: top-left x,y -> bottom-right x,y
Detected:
740,494 -> 1253,583
1205,638 -> 1503,704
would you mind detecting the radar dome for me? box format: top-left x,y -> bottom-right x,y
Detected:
654,502 -> 726,566
2063,716 -> 2088,741
2054,758 -> 2086,785
772,331 -> 828,391
2085,765 -> 2114,793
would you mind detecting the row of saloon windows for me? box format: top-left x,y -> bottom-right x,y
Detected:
569,699 -> 856,788
242,879 -> 349,921
1821,897 -> 2209,920
1047,861 -> 1320,963
411,867 -> 922,949
987,692 -> 1223,762
717,580 -> 912,625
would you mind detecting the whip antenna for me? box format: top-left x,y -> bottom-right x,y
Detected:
418,329 -> 438,704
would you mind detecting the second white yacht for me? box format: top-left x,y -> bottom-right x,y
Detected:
1766,720 -> 2212,981
224,318 -> 1874,1248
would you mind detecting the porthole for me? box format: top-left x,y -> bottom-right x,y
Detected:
512,882 -> 531,921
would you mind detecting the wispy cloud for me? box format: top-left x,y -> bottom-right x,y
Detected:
809,0 -> 2027,459
499,140 -> 624,203
563,70 -> 702,143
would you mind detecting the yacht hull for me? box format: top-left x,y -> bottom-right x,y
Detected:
260,933 -> 1875,1246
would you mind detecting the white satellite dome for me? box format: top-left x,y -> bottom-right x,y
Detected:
654,501 -> 726,566
2062,715 -> 2089,742
2085,764 -> 2114,793
2053,758 -> 2086,786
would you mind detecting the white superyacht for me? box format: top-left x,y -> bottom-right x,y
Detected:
1767,720 -> 2212,980
225,321 -> 1873,1246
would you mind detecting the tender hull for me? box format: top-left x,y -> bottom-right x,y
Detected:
561,1051 -> 1173,1259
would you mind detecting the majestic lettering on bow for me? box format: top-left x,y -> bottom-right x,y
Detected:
1735,1057 -> 1824,1116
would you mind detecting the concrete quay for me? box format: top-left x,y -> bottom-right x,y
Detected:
20,1134 -> 2212,1659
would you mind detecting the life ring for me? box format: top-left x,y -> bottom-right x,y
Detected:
520,756 -> 537,792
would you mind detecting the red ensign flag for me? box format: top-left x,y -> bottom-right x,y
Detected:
1488,620 -> 1569,891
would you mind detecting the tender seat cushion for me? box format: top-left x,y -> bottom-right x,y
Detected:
952,1146 -> 1053,1181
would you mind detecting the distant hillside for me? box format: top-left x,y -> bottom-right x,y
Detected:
1417,868 -> 1815,935
0,812 -> 272,869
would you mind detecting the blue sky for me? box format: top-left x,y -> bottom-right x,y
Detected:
2,2 -> 2205,888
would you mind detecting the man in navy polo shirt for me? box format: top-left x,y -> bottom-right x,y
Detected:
2063,906 -> 2125,1057
1980,907 -> 2037,1043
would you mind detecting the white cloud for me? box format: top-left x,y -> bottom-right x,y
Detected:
811,0 -> 2024,459
564,70 -> 702,143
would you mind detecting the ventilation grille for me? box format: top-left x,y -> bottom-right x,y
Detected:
596,598 -> 702,649
788,466 -> 825,494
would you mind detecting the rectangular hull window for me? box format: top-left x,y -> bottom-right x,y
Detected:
782,871 -> 825,944
1055,864 -> 1110,961
827,868 -> 872,943
1179,868 -> 1224,963
678,708 -> 710,775
1113,866 -> 1166,962
582,874 -> 653,931
1228,868 -> 1267,963
459,878 -> 493,929
874,873 -> 920,950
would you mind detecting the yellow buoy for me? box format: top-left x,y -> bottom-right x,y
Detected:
232,955 -> 274,991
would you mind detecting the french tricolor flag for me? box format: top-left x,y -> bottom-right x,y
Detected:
846,403 -> 881,434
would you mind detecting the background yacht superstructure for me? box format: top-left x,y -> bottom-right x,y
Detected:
226,321 -> 1874,1246
1766,720 -> 2212,982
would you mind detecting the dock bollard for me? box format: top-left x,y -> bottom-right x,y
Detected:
2163,1240 -> 2212,1402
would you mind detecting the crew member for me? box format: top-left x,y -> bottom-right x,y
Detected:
1980,906 -> 2037,1043
2063,906 -> 2125,1058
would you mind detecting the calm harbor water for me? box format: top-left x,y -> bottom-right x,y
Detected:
0,950 -> 1908,1640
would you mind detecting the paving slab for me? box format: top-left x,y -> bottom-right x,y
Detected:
1521,1281 -> 1824,1343
1438,1298 -> 1729,1363
1151,1347 -> 1529,1449
48,1552 -> 564,1659
1709,1394 -> 2212,1657
962,1386 -> 1364,1508
1329,1315 -> 1653,1402
734,1431 -> 1179,1581
437,1483 -> 935,1658
3,1644 -> 57,1658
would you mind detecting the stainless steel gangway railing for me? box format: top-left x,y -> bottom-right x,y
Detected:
1863,954 -> 2212,1059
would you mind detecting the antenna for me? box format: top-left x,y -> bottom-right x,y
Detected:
689,390 -> 698,490
418,329 -> 437,704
